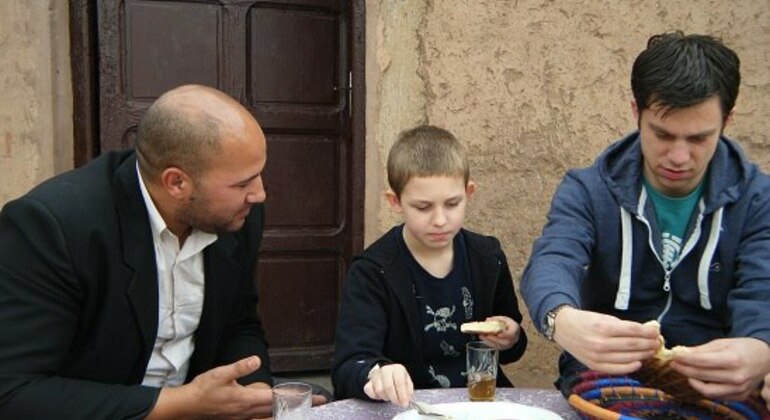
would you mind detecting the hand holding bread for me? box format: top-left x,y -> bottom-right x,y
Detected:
461,316 -> 521,351
633,321 -> 701,401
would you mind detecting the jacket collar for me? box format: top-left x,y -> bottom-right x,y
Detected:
114,153 -> 159,353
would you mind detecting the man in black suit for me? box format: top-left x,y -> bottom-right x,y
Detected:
0,85 -> 278,418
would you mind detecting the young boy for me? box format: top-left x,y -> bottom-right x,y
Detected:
331,125 -> 528,407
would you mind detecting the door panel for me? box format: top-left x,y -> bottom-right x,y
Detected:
127,2 -> 220,98
247,3 -> 344,131
250,7 -> 338,105
262,134 -> 340,227
258,255 -> 340,370
93,0 -> 361,372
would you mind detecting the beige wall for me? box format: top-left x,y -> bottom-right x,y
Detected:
0,1 -> 73,205
365,0 -> 770,387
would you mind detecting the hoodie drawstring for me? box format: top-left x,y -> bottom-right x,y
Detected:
615,206 -> 634,310
697,207 -> 723,310
614,194 -> 722,311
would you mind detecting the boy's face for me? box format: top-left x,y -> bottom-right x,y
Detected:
387,175 -> 475,252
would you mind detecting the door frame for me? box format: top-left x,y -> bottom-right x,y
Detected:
69,0 -> 99,166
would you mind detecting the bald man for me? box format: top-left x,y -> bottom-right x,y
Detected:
0,85 -> 288,418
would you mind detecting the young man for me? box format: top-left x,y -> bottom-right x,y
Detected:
0,85 -> 280,418
332,125 -> 528,407
522,32 -> 770,402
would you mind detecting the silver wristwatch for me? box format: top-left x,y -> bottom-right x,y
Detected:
543,304 -> 570,341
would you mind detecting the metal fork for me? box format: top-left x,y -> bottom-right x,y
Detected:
410,400 -> 454,419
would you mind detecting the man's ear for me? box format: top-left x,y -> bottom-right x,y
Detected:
631,100 -> 640,123
465,181 -> 476,199
724,108 -> 736,127
160,167 -> 193,199
385,189 -> 403,213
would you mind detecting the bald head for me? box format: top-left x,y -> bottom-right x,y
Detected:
136,85 -> 261,181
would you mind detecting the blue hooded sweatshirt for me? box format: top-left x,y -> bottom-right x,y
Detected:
521,131 -> 770,348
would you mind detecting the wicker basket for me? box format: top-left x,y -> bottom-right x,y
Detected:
565,371 -> 770,420
633,352 -> 703,402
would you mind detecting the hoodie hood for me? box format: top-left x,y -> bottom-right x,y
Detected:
595,131 -> 757,312
597,131 -> 755,215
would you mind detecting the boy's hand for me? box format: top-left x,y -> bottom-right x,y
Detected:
363,363 -> 414,408
762,373 -> 770,411
478,316 -> 520,351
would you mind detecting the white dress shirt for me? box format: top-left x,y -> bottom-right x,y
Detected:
136,164 -> 217,387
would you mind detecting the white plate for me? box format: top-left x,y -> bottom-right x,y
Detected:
392,401 -> 564,420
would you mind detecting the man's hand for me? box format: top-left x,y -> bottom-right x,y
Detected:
247,381 -> 328,407
762,373 -> 770,411
148,356 -> 274,419
671,337 -> 770,401
363,363 -> 414,408
553,307 -> 659,374
478,316 -> 521,351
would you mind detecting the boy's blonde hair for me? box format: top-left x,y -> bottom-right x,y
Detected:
387,125 -> 469,197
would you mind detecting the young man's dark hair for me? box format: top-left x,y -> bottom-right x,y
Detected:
631,31 -> 740,120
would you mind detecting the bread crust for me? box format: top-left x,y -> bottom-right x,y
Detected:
460,320 -> 505,334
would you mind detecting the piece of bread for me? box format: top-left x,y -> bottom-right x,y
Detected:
460,320 -> 505,334
633,321 -> 702,402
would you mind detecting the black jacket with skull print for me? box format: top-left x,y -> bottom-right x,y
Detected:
331,226 -> 528,400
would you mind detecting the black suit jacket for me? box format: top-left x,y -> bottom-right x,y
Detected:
0,151 -> 270,419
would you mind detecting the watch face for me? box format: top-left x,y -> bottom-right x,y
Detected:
544,306 -> 566,341
544,314 -> 555,340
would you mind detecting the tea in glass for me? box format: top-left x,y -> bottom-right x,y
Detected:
466,341 -> 498,402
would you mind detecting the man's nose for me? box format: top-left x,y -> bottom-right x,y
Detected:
668,140 -> 690,166
247,178 -> 266,203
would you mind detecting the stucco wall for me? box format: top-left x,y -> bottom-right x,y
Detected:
0,1 -> 73,205
365,0 -> 770,388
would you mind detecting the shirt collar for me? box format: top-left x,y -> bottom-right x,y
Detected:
136,162 -> 168,240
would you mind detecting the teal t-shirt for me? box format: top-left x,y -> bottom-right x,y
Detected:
643,177 -> 705,269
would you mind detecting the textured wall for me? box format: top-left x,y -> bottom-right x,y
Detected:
0,1 -> 73,205
366,0 -> 770,388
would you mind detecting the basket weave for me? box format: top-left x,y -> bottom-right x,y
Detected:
632,354 -> 703,402
565,370 -> 770,420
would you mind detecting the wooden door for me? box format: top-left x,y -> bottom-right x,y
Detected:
73,0 -> 365,372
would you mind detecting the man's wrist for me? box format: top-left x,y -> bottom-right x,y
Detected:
543,304 -> 571,341
147,385 -> 195,420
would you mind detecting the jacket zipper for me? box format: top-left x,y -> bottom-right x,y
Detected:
637,213 -> 674,322
636,206 -> 705,322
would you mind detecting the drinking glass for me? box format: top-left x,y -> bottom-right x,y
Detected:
466,341 -> 498,401
272,381 -> 312,420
